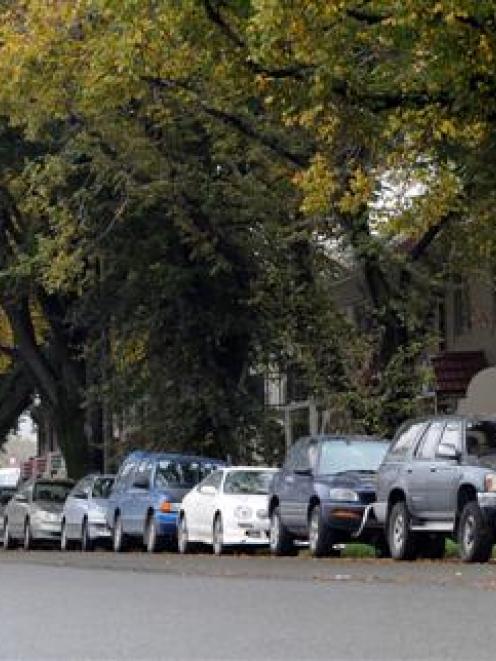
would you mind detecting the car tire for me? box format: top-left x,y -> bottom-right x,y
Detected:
387,501 -> 418,561
144,515 -> 161,553
213,514 -> 224,556
419,534 -> 445,560
3,519 -> 15,550
23,520 -> 34,551
308,505 -> 333,558
177,514 -> 191,554
81,519 -> 94,552
458,501 -> 493,563
269,506 -> 296,556
60,521 -> 72,551
112,515 -> 128,553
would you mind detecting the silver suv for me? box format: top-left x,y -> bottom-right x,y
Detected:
374,416 -> 496,563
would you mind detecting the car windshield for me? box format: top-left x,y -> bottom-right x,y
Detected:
223,470 -> 275,495
0,488 -> 15,506
155,460 -> 214,489
92,477 -> 114,499
466,421 -> 496,459
317,440 -> 389,476
33,482 -> 73,503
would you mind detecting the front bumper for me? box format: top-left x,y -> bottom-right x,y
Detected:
477,492 -> 496,527
156,511 -> 179,537
320,501 -> 381,540
88,521 -> 112,539
32,521 -> 62,539
222,519 -> 270,546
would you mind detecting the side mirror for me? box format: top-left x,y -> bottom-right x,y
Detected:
133,476 -> 150,490
437,443 -> 461,460
200,485 -> 217,496
294,467 -> 313,477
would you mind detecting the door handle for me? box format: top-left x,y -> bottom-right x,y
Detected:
406,468 -> 413,474
430,467 -> 437,472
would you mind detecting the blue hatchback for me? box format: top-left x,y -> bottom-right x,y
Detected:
107,451 -> 225,552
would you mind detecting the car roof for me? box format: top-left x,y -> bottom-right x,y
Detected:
220,466 -> 278,472
299,434 -> 389,444
124,451 -> 225,464
400,415 -> 496,426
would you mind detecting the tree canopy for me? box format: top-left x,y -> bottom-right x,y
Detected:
0,1 -> 493,474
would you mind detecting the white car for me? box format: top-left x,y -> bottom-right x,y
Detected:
61,474 -> 114,551
178,467 -> 278,555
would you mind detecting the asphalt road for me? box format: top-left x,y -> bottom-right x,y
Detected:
1,551 -> 496,661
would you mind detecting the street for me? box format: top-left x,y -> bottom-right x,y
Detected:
1,552 -> 496,660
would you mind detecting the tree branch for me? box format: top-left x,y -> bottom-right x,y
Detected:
144,75 -> 310,167
408,212 -> 455,262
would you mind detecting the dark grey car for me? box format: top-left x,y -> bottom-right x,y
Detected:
374,416 -> 496,563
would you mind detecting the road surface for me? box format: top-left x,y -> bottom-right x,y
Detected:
1,550 -> 496,660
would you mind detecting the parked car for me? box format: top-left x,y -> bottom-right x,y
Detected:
61,474 -> 115,551
0,487 -> 16,537
268,435 -> 390,557
107,451 -> 225,552
3,478 -> 74,550
178,466 -> 278,555
374,415 -> 496,563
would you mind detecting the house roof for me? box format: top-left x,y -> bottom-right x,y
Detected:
431,351 -> 487,394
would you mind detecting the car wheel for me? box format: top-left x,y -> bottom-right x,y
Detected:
387,501 -> 418,561
24,520 -> 34,551
60,521 -> 71,551
309,505 -> 333,558
458,501 -> 493,563
81,519 -> 94,552
213,514 -> 224,556
178,514 -> 191,554
3,519 -> 15,550
269,506 -> 296,556
113,515 -> 128,552
144,515 -> 161,553
419,534 -> 445,560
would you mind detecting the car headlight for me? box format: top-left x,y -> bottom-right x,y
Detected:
484,473 -> 496,492
328,488 -> 359,502
234,505 -> 253,520
256,509 -> 268,519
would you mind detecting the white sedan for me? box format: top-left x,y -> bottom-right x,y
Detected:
178,467 -> 278,555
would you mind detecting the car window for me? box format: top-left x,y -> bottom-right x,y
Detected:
199,470 -> 223,491
155,459 -> 206,489
135,460 -> 153,485
92,477 -> 114,498
223,471 -> 275,495
416,422 -> 446,460
283,443 -> 301,471
388,422 -> 427,458
317,441 -> 389,475
33,482 -> 73,503
438,421 -> 463,453
114,460 -> 137,490
465,420 -> 496,457
71,478 -> 90,499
